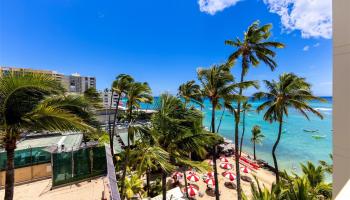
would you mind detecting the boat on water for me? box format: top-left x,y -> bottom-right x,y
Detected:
303,129 -> 319,133
312,135 -> 326,139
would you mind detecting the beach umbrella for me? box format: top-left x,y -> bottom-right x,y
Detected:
204,178 -> 216,186
220,162 -> 233,170
208,160 -> 214,166
240,166 -> 252,174
223,171 -> 236,182
187,174 -> 200,182
172,171 -> 183,179
206,171 -> 214,177
186,170 -> 196,175
184,185 -> 199,198
220,157 -> 229,162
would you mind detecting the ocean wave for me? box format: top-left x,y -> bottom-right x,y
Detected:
314,107 -> 332,111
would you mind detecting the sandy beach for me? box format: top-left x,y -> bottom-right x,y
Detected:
167,151 -> 275,199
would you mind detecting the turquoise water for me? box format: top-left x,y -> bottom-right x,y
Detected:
136,97 -> 333,175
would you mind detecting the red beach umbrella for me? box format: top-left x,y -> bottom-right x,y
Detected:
172,171 -> 183,179
223,171 -> 236,181
206,171 -> 214,177
184,185 -> 199,197
220,157 -> 229,162
204,178 -> 216,186
187,174 -> 200,182
220,162 -> 233,170
240,166 -> 252,174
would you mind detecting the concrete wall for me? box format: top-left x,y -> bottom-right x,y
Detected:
333,0 -> 350,197
0,163 -> 52,187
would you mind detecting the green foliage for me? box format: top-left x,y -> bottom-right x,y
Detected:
197,63 -> 258,116
124,173 -> 144,200
254,73 -> 324,122
0,72 -> 97,200
225,20 -> 285,76
126,82 -> 153,118
249,162 -> 332,200
251,125 -> 264,145
178,80 -> 203,107
319,154 -> 333,174
83,87 -> 102,109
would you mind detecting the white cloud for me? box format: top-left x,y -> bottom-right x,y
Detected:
313,42 -> 320,47
263,0 -> 332,39
303,45 -> 310,51
198,0 -> 241,15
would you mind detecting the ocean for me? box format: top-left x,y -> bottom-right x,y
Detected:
135,96 -> 333,176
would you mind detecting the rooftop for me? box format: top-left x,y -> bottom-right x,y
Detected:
0,133 -> 83,153
0,177 -> 108,200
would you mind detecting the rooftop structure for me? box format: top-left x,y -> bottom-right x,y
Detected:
0,66 -> 96,94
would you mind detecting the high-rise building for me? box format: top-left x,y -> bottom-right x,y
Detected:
62,73 -> 96,93
0,66 -> 64,81
0,66 -> 96,94
100,90 -> 121,109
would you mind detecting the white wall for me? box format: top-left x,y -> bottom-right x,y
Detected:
333,0 -> 350,196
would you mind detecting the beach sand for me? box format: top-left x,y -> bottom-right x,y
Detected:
167,152 -> 275,200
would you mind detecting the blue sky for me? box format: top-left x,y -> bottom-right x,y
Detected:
0,0 -> 332,96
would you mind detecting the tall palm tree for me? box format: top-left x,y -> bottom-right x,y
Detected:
152,93 -> 219,200
0,73 -> 94,200
197,64 -> 256,200
120,81 -> 153,199
178,80 -> 203,108
239,101 -> 252,156
225,21 -> 284,199
253,73 -> 324,183
110,74 -> 134,157
250,125 -> 264,160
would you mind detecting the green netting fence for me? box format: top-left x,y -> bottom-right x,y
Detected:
0,147 -> 51,171
51,146 -> 107,187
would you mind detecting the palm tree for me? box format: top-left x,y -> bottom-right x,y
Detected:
319,154 -> 333,174
110,74 -> 134,157
0,73 -> 94,200
152,93 -> 219,200
197,64 -> 255,200
120,81 -> 153,199
250,125 -> 264,160
225,20 -> 284,199
178,80 -> 203,108
83,87 -> 102,109
124,173 -> 145,200
301,162 -> 326,189
253,73 -> 324,183
130,136 -> 174,197
239,101 -> 252,156
248,176 -> 283,200
247,162 -> 331,200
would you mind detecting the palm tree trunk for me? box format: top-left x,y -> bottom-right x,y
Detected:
108,90 -> 115,157
234,70 -> 245,200
146,169 -> 151,197
4,138 -> 16,200
239,111 -> 246,157
183,171 -> 189,198
121,107 -> 133,200
111,95 -> 122,157
216,107 -> 225,133
253,142 -> 256,160
272,116 -> 283,183
211,102 -> 220,200
161,169 -> 167,200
